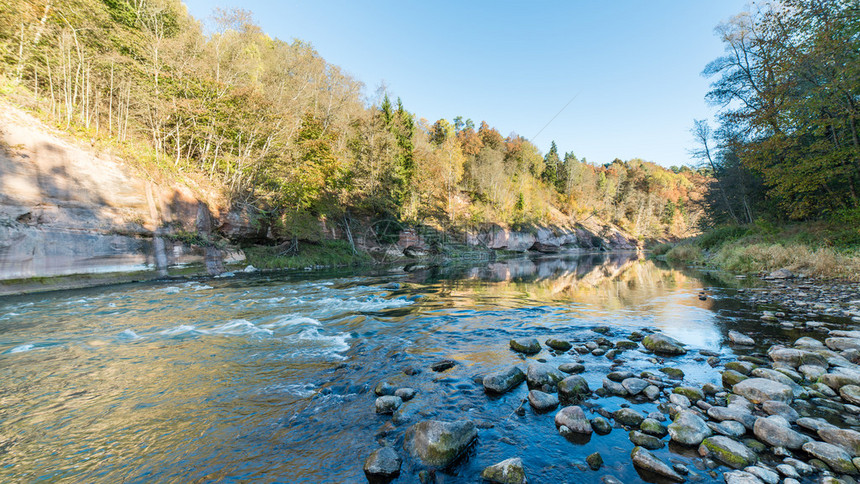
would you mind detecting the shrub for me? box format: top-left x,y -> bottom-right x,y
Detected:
697,226 -> 749,250
665,244 -> 704,264
651,242 -> 673,256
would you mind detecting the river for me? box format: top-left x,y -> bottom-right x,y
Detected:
0,251 -> 818,483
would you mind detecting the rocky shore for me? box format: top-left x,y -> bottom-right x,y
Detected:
360,271 -> 860,484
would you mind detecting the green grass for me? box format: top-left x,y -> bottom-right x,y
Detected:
243,240 -> 372,270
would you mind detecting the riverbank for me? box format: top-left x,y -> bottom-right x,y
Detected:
658,224 -> 860,282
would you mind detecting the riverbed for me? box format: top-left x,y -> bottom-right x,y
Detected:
0,251 -> 849,482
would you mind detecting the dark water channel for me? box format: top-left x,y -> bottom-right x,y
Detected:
0,252 -> 835,483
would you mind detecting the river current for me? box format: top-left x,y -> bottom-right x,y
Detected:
0,252 -> 805,483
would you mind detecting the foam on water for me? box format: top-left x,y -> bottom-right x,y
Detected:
208,319 -> 273,336
315,295 -> 413,313
118,329 -> 141,339
159,324 -> 197,336
8,343 -> 35,353
259,315 -> 321,330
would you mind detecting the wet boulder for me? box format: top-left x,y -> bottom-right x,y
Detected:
729,331 -> 755,346
528,390 -> 559,413
403,420 -> 477,468
483,366 -> 526,394
732,378 -> 793,403
375,396 -> 403,414
614,408 -> 645,427
802,441 -> 858,474
545,338 -> 572,351
818,427 -> 860,456
668,410 -> 712,446
642,333 -> 687,355
554,405 -> 592,434
558,375 -> 590,404
364,447 -> 402,480
480,457 -> 527,484
752,415 -> 809,450
630,446 -> 685,482
526,362 -> 564,389
698,436 -> 757,469
510,338 -> 541,354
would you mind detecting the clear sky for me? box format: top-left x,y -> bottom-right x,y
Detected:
181,1 -> 750,167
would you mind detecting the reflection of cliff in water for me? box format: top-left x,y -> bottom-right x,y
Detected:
403,251 -> 703,312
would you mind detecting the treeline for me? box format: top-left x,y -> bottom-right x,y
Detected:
697,0 -> 860,224
0,0 -> 705,242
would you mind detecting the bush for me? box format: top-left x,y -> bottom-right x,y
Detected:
651,242 -> 673,256
665,244 -> 704,264
244,240 -> 371,270
697,226 -> 749,250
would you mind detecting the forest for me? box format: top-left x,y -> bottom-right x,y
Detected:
0,0 -> 705,249
695,0 -> 860,225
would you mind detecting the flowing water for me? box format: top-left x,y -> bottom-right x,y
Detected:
0,252 -> 816,483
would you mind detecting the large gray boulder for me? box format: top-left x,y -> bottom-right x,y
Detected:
642,333 -> 687,355
510,337 -> 541,354
483,366 -> 526,394
557,375 -> 589,404
753,415 -> 809,450
819,427 -> 860,456
554,406 -> 592,434
527,390 -> 559,413
732,378 -> 793,403
403,420 -> 477,468
668,410 -> 712,446
802,441 -> 859,474
526,362 -> 564,389
698,436 -> 757,469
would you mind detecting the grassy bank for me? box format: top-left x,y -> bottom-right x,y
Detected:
244,240 -> 373,270
659,222 -> 860,281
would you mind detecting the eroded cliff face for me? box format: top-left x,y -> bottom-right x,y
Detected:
0,102 -> 237,281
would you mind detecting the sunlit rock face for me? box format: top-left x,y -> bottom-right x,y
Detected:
0,103 -> 233,281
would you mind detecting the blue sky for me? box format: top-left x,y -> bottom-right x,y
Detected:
181,1 -> 750,167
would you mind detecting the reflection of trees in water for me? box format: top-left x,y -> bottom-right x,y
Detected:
406,251 -> 702,311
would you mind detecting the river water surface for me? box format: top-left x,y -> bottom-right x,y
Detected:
0,252 -> 811,483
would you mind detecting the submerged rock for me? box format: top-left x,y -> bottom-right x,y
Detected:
586,452 -> 603,470
642,333 -> 687,355
481,457 -> 527,484
403,420 -> 477,468
483,366 -> 526,394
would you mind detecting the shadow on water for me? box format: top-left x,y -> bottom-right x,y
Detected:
0,250 -> 842,482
